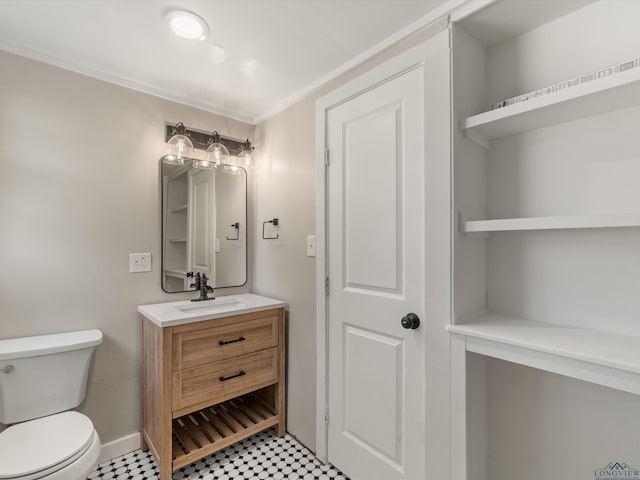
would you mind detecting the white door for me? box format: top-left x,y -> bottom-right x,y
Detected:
327,65 -> 425,480
188,168 -> 215,281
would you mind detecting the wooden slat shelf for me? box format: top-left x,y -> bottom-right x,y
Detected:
171,394 -> 278,470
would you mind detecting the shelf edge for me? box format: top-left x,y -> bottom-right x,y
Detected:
462,213 -> 640,233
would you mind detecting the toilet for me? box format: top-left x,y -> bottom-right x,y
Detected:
0,329 -> 103,480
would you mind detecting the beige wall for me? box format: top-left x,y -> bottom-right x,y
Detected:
253,17 -> 447,450
0,15 -> 446,450
0,50 -> 253,443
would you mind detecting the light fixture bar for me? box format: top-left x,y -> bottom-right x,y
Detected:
164,124 -> 245,154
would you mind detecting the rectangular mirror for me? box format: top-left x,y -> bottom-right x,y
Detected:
161,159 -> 247,293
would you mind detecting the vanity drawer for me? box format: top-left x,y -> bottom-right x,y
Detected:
172,348 -> 278,412
172,312 -> 279,371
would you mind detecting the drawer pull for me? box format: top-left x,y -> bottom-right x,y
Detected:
219,370 -> 246,382
218,336 -> 246,346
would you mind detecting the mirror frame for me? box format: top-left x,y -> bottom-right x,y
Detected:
159,128 -> 249,293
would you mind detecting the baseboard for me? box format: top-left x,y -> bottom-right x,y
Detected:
97,432 -> 141,464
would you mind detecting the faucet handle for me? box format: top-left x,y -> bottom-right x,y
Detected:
187,272 -> 201,290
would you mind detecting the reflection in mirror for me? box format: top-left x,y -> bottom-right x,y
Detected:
162,159 -> 247,293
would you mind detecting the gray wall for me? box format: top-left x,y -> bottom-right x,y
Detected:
0,15 -> 446,451
0,50 -> 253,443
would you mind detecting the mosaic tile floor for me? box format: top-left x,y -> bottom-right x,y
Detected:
89,429 -> 349,480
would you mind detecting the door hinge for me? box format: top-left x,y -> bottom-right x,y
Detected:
325,276 -> 330,295
324,405 -> 329,424
324,148 -> 330,166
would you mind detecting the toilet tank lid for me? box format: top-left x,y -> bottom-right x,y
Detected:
0,329 -> 103,361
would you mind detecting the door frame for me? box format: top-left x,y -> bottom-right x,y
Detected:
314,25 -> 451,464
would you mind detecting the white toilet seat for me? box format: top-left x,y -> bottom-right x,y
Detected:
0,411 -> 100,480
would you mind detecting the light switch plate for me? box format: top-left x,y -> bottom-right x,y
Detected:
307,235 -> 316,257
130,253 -> 151,272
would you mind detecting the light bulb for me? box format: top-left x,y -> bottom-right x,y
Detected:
165,10 -> 209,41
239,150 -> 252,169
213,146 -> 222,164
163,130 -> 193,165
206,140 -> 230,168
176,139 -> 186,157
237,139 -> 254,170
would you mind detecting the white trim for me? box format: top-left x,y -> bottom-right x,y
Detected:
315,28 -> 450,466
314,99 -> 328,462
256,0 -> 468,124
0,40 -> 256,125
450,335 -> 468,480
97,432 -> 141,464
449,0 -> 497,22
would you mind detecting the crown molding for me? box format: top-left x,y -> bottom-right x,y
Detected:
0,39 -> 257,125
254,0 -> 467,123
0,0 -> 470,126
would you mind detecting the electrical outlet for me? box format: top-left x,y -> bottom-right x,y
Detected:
129,253 -> 151,273
307,235 -> 316,257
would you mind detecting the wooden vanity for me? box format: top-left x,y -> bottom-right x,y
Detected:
139,295 -> 286,479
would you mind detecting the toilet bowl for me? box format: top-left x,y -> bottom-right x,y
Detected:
0,412 -> 101,480
0,330 -> 103,480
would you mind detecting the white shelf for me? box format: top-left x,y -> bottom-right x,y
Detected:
460,66 -> 640,147
168,237 -> 187,242
448,313 -> 640,395
163,269 -> 187,278
170,203 -> 188,213
461,212 -> 640,234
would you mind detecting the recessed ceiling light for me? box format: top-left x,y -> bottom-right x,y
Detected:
165,10 -> 209,41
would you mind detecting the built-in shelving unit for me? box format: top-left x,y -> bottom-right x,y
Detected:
450,1 -> 640,478
461,212 -> 640,234
460,67 -> 640,148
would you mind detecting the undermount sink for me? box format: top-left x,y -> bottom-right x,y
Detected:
137,293 -> 286,327
175,299 -> 248,314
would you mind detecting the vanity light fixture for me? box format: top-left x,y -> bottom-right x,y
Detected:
205,131 -> 231,168
163,123 -> 255,172
165,10 -> 209,41
163,122 -> 193,165
237,139 -> 254,170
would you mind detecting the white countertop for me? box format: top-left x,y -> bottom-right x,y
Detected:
137,293 -> 286,327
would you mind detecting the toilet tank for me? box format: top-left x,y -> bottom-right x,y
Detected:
0,329 -> 103,424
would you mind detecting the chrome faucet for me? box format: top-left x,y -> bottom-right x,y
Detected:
187,272 -> 215,302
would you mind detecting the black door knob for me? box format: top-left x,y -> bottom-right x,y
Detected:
401,313 -> 420,329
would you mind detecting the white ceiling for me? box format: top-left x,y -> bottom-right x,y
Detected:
0,0 -> 451,124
